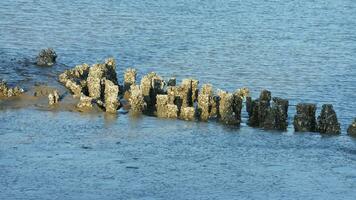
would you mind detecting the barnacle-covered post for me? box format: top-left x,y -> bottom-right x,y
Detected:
293,103 -> 317,132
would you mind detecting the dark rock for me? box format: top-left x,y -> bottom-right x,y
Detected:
257,90 -> 271,127
316,104 -> 341,134
293,103 -> 317,132
259,89 -> 271,101
263,107 -> 276,130
247,90 -> 271,127
246,96 -> 253,115
181,79 -> 195,108
36,48 -> 57,67
247,90 -> 288,130
247,99 -> 260,127
167,78 -> 176,86
232,91 -> 243,125
347,119 -> 356,136
272,97 -> 289,130
263,97 -> 289,130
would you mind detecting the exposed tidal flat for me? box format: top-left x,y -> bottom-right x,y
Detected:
1,0 -> 356,199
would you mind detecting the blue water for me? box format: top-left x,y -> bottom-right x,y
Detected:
1,0 -> 356,199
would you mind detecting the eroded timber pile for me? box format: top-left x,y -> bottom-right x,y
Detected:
1,49 -> 352,135
55,58 -> 347,135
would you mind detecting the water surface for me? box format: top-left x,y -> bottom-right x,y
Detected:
1,0 -> 356,199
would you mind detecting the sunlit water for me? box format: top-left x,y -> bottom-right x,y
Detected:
1,0 -> 356,199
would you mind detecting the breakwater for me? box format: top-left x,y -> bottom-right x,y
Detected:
1,49 -> 354,136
